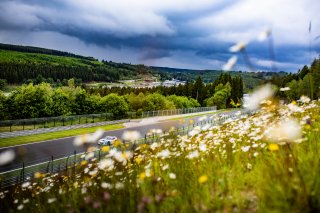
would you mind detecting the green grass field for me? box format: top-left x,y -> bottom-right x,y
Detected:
1,101 -> 320,212
0,124 -> 124,147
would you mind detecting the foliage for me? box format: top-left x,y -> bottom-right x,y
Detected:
1,100 -> 319,212
99,94 -> 129,117
269,58 -> 320,101
205,83 -> 232,109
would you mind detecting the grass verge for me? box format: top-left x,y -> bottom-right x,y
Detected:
0,124 -> 124,148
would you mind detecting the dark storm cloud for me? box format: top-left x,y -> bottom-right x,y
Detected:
0,0 -> 318,71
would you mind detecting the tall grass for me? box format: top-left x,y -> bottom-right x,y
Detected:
0,101 -> 319,212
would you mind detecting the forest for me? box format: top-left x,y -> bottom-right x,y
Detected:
0,43 -> 281,90
0,74 -> 243,120
267,58 -> 320,100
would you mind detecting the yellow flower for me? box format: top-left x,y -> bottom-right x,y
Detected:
81,160 -> 87,166
101,146 -> 110,153
268,144 -> 279,151
34,172 -> 44,179
135,156 -> 142,165
113,140 -> 122,147
291,100 -> 297,105
139,172 -> 146,181
305,124 -> 311,130
189,120 -> 194,124
198,175 -> 208,184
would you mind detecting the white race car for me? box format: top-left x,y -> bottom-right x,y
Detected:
98,136 -> 117,146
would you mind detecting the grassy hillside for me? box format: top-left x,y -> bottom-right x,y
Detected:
0,43 -> 152,84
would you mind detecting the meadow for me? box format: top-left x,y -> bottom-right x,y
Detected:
0,97 -> 319,212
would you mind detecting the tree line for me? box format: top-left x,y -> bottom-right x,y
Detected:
0,74 -> 244,120
0,80 -> 200,120
87,73 -> 244,108
267,58 -> 320,100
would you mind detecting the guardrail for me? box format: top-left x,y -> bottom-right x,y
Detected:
0,119 -> 129,139
141,107 -> 217,118
0,107 -> 216,133
0,109 -> 251,190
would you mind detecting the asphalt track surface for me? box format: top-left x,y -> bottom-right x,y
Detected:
0,110 -> 239,173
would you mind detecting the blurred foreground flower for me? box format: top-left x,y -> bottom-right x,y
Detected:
0,149 -> 15,166
268,144 -> 279,151
229,41 -> 247,52
280,87 -> 290,91
243,84 -> 275,110
122,130 -> 141,141
299,96 -> 311,103
198,175 -> 208,184
222,56 -> 238,71
264,119 -> 302,143
258,28 -> 271,41
73,129 -> 104,146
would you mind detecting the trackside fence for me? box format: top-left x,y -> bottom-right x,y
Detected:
141,107 -> 217,118
0,109 -> 253,190
0,107 -> 217,133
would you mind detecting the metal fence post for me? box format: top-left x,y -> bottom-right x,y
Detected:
66,156 -> 69,172
74,150 -> 76,169
51,156 -> 54,173
22,162 -> 25,182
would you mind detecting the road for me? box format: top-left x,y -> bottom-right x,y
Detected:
0,110 -> 240,173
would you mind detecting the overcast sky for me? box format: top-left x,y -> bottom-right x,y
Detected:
0,0 -> 319,72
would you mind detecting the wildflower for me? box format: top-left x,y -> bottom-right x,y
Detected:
34,172 -> 44,179
243,84 -> 275,110
299,96 -> 311,103
222,56 -> 238,71
198,175 -> 208,184
122,130 -> 141,141
264,119 -> 302,143
139,172 -> 146,181
88,129 -> 104,143
169,173 -> 176,179
103,192 -> 111,201
17,204 -> 24,210
22,199 -> 30,204
280,87 -> 290,91
47,198 -> 57,204
101,182 -> 112,189
89,169 -> 98,177
85,152 -> 95,160
258,28 -> 271,41
247,163 -> 252,170
229,41 -> 247,52
73,134 -> 89,146
101,146 -> 110,153
187,150 -> 199,159
0,149 -> 15,166
268,144 -> 279,151
21,182 -> 30,188
81,160 -> 88,166
157,149 -> 171,158
241,146 -> 250,152
115,182 -> 124,189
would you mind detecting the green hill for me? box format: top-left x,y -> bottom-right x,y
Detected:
0,43 -> 152,84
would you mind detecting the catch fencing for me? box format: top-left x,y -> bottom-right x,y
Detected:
0,109 -> 253,190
